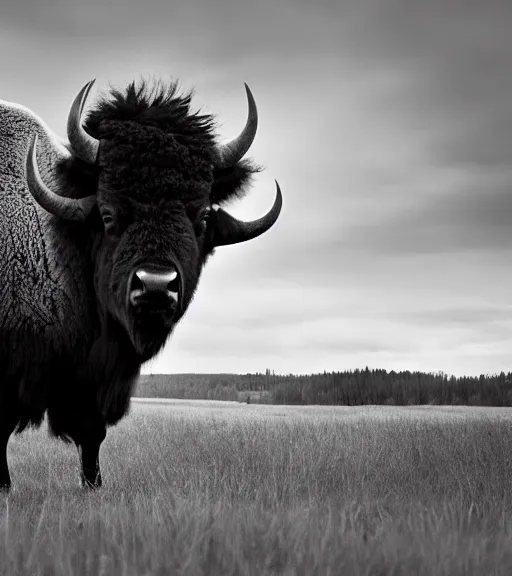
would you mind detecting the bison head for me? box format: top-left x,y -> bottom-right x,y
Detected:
25,80 -> 282,361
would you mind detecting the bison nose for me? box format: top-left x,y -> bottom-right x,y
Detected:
129,267 -> 180,307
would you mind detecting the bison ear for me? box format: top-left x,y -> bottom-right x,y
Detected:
210,159 -> 262,206
55,154 -> 100,199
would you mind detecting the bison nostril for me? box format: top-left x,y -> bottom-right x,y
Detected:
131,274 -> 144,293
128,273 -> 145,306
167,276 -> 179,294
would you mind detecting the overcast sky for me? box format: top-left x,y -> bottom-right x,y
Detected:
2,0 -> 512,376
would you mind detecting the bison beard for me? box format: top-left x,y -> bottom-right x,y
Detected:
0,77 -> 281,490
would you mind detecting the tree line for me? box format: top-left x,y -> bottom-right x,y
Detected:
134,368 -> 512,406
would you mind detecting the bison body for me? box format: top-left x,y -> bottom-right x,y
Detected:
0,80 -> 281,488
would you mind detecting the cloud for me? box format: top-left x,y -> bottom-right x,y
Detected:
1,0 -> 343,63
316,0 -> 512,257
399,303 -> 512,327
343,171 -> 512,254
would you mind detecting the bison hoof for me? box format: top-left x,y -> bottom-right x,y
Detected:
80,474 -> 102,490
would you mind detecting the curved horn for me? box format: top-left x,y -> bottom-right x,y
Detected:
26,135 -> 96,221
212,180 -> 282,246
67,79 -> 100,164
215,83 -> 258,169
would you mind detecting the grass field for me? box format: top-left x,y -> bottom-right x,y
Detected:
1,400 -> 512,575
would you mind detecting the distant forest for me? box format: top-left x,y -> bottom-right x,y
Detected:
134,369 -> 512,406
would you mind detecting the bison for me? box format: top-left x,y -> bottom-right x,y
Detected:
0,78 -> 281,489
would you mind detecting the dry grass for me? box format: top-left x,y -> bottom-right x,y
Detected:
1,401 -> 512,575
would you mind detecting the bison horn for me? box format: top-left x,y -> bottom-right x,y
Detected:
214,83 -> 258,169
67,79 -> 100,164
26,134 -> 96,221
213,180 -> 282,246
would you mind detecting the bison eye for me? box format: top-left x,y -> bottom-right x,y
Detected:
200,210 -> 211,224
197,209 -> 211,234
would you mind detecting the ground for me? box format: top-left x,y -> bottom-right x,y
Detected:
1,400 -> 512,575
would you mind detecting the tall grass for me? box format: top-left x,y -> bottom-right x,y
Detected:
1,403 -> 512,574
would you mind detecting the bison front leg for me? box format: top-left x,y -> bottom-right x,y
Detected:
75,413 -> 106,489
77,440 -> 103,489
47,385 -> 107,489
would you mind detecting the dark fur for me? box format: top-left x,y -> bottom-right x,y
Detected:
0,79 -> 260,488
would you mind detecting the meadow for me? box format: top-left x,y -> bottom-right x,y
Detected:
1,400 -> 512,575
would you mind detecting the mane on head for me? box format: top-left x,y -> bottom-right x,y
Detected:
83,79 -> 217,143
59,78 -> 261,205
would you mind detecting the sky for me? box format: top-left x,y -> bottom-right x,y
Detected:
1,0 -> 512,377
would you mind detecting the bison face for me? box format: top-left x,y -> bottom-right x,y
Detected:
92,187 -> 210,361
25,79 -> 281,363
